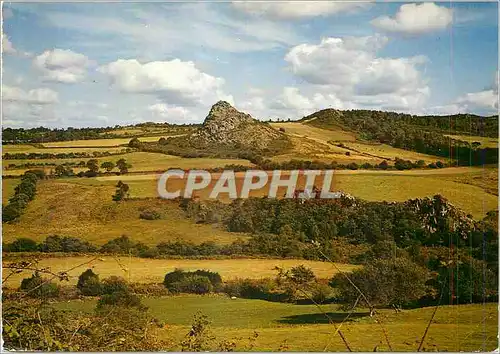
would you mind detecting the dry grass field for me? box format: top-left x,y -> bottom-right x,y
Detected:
2,144 -> 128,154
270,122 -> 356,142
1,256 -> 357,287
270,122 -> 445,165
60,167 -> 498,219
41,135 -> 182,148
445,134 -> 499,148
2,180 -> 247,246
3,152 -> 254,176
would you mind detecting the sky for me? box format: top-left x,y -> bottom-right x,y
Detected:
1,1 -> 498,128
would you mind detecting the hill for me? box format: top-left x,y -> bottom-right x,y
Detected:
300,109 -> 498,166
189,101 -> 285,151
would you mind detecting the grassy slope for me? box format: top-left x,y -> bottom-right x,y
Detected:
54,295 -> 497,352
2,180 -> 245,245
2,256 -> 357,287
53,167 -> 498,219
270,122 -> 443,165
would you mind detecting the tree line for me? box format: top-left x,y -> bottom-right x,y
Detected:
2,171 -> 44,222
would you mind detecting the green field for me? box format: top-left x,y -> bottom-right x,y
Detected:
2,256 -> 357,287
53,295 -> 497,352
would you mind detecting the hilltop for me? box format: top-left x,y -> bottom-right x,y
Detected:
188,101 -> 287,151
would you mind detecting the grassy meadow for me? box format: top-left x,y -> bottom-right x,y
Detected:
52,295 -> 497,352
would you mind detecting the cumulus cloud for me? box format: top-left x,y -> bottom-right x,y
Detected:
284,35 -> 429,112
456,90 -> 498,111
371,3 -> 453,34
232,2 -> 369,19
3,85 -> 59,104
148,103 -> 194,122
98,58 -> 233,106
33,49 -> 94,83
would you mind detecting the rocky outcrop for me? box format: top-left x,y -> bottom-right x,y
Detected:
189,101 -> 285,150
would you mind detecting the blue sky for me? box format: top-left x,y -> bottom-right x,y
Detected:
2,1 -> 498,128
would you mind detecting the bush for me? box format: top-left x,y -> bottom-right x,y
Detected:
101,276 -> 129,295
171,275 -> 213,294
139,210 -> 161,220
20,273 -> 59,299
224,278 -> 275,299
77,269 -> 102,296
163,269 -> 222,291
311,283 -> 333,304
164,269 -> 186,290
4,238 -> 39,252
2,203 -> 23,222
97,291 -> 144,309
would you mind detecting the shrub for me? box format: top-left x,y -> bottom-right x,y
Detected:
4,238 -> 39,252
171,275 -> 213,294
20,273 -> 59,299
139,210 -> 161,220
101,276 -> 129,295
224,278 -> 275,299
163,269 -> 222,291
77,269 -> 102,296
311,283 -> 333,304
97,291 -> 144,309
164,269 -> 186,290
331,257 -> 429,309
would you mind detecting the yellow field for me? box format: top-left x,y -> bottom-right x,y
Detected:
2,178 -> 19,203
271,122 -> 356,142
3,152 -> 254,176
2,180 -> 247,246
269,123 -> 445,165
1,256 -> 357,288
2,145 -> 129,154
343,142 -> 443,163
41,135 -> 182,148
445,134 -> 499,148
62,167 -> 497,219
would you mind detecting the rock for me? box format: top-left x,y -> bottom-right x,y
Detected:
189,101 -> 285,151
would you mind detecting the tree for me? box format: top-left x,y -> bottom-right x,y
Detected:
331,257 -> 429,310
171,275 -> 213,294
2,203 -> 23,222
128,138 -> 141,148
100,161 -> 115,172
116,159 -> 130,174
86,159 -> 99,173
112,181 -> 130,201
77,269 -> 102,296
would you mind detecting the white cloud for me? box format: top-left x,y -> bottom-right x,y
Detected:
3,85 -> 59,104
457,90 -> 498,111
371,3 -> 453,34
98,58 -> 233,106
2,33 -> 16,54
232,2 -> 369,19
148,103 -> 196,123
2,85 -> 60,127
284,35 -> 429,112
33,49 -> 94,83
